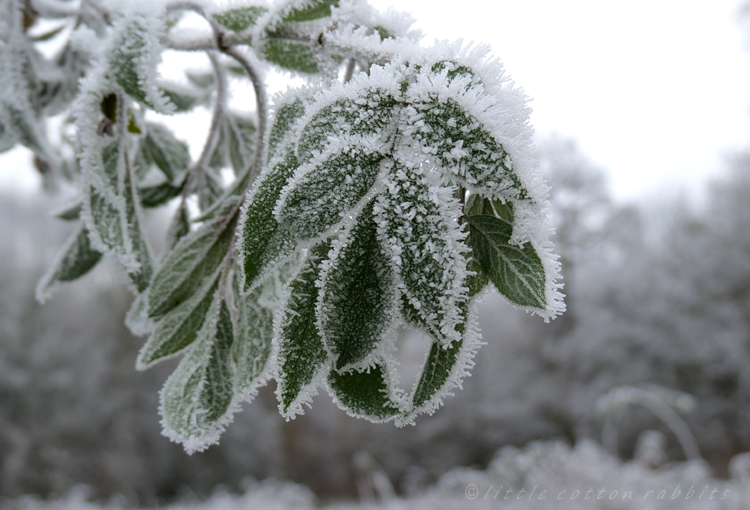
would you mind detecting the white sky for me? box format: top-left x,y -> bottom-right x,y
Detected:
2,0 -> 749,201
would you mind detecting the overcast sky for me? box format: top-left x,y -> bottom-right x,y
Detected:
2,0 -> 749,202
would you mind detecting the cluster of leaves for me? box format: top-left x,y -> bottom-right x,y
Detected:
4,0 -> 563,452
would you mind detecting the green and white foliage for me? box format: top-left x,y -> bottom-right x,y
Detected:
18,0 -> 564,452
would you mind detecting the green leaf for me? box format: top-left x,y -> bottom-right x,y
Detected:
0,114 -> 19,154
413,95 -> 529,200
276,242 -> 331,417
281,0 -> 338,23
108,15 -> 168,113
466,257 -> 489,297
4,103 -> 51,158
264,39 -> 318,74
430,60 -> 480,85
160,82 -> 204,112
466,214 -> 546,309
137,273 -> 220,369
139,181 -> 183,208
166,202 -> 191,249
466,194 -> 515,223
160,293 -> 235,453
226,113 -> 256,175
232,275 -> 273,398
147,213 -> 237,317
202,300 -> 235,421
373,26 -> 393,40
328,364 -> 400,420
319,203 -> 396,370
36,224 -> 103,301
123,157 -> 154,293
268,95 -> 307,161
197,167 -> 225,211
277,147 -> 384,240
411,339 -> 462,409
377,162 -> 468,343
125,291 -> 157,337
142,123 -> 190,182
54,201 -> 82,221
296,91 -> 397,165
212,6 -> 268,32
186,70 -> 214,90
240,150 -> 299,290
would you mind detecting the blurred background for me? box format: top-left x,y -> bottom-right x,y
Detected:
2,0 -> 750,508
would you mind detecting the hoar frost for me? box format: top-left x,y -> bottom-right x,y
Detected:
17,0 -> 564,453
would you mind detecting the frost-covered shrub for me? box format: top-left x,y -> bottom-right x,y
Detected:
2,0 -> 563,451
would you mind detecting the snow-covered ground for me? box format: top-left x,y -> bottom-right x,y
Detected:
5,439 -> 750,510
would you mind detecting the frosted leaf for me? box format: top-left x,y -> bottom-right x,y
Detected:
276,145 -> 385,240
375,160 -> 469,344
125,291 -> 157,337
35,224 -> 103,303
275,242 -> 332,418
76,130 -> 153,291
196,167 -> 226,211
296,89 -> 398,165
138,181 -> 183,208
234,90 -> 309,286
225,113 -> 256,175
267,92 -> 309,162
408,93 -> 528,201
160,293 -> 235,453
0,104 -> 51,158
280,0 -> 339,23
142,122 -> 190,182
138,273 -> 221,369
400,303 -> 483,423
466,214 -> 547,310
465,257 -> 489,297
0,113 -> 19,154
318,202 -> 397,371
54,202 -> 83,222
158,81 -> 206,113
212,6 -> 269,33
122,159 -> 154,293
147,213 -> 236,317
263,40 -> 318,75
107,5 -> 173,114
239,150 -> 299,291
186,69 -> 215,90
165,202 -> 191,249
327,362 -> 402,421
0,0 -> 54,158
232,273 -> 274,400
